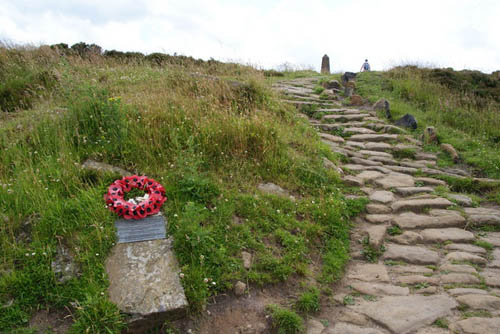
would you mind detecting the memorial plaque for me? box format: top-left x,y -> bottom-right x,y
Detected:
114,214 -> 166,243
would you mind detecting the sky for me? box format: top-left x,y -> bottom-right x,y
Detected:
1,0 -> 499,73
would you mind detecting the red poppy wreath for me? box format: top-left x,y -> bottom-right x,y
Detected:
104,175 -> 167,220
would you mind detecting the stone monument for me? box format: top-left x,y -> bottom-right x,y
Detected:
321,54 -> 330,74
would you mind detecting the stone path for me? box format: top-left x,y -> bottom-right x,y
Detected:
274,77 -> 500,334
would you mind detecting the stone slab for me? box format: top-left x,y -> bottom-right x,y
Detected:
482,268 -> 500,287
115,215 -> 166,244
325,323 -> 384,334
105,238 -> 188,331
375,173 -> 415,189
444,252 -> 487,265
420,228 -> 475,243
383,244 -> 440,265
347,263 -> 390,283
369,191 -> 395,204
456,294 -> 500,311
391,198 -> 453,212
393,212 -> 466,230
351,281 -> 409,296
452,317 -> 500,334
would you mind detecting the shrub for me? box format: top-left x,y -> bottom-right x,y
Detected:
295,287 -> 320,314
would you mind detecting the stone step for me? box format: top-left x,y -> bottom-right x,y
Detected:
444,251 -> 487,265
364,142 -> 393,151
345,164 -> 391,174
323,114 -> 370,122
392,211 -> 466,229
447,288 -> 487,296
452,317 -> 500,334
351,281 -> 409,296
394,187 -> 434,196
369,190 -> 396,204
383,244 -> 440,265
359,150 -> 394,158
327,323 -> 385,334
420,228 -> 475,243
347,263 -> 390,282
349,134 -> 399,142
441,273 -> 481,285
464,207 -> 500,226
415,177 -> 447,186
440,263 -> 478,274
456,294 -> 500,311
366,203 -> 391,214
350,157 -> 383,167
343,127 -> 376,135
345,140 -> 366,149
374,173 -> 415,189
383,165 -> 419,175
391,197 -> 453,212
367,156 -> 398,165
390,265 -> 434,275
319,132 -> 345,143
444,243 -> 487,255
415,152 -> 438,161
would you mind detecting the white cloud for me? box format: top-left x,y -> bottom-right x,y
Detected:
0,0 -> 499,72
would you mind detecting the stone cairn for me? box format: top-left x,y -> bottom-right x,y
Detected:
272,77 -> 500,334
321,54 -> 330,74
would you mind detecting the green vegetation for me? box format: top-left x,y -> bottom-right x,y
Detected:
313,86 -> 325,94
361,237 -> 385,263
356,67 -> 500,179
387,225 -> 403,236
267,304 -> 304,334
0,45 -> 363,332
294,286 -> 320,314
433,318 -> 449,329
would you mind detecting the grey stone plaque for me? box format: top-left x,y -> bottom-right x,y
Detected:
114,215 -> 166,244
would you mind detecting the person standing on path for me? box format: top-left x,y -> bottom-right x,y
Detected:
360,59 -> 371,72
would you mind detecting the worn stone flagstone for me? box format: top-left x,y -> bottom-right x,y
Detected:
444,252 -> 487,265
349,295 -> 457,334
347,263 -> 390,282
452,317 -> 500,334
374,173 -> 415,189
383,244 -> 440,265
326,323 -> 384,334
393,212 -> 466,229
391,197 -> 453,212
456,294 -> 500,311
420,228 -> 475,243
350,281 -> 409,296
369,190 -> 395,204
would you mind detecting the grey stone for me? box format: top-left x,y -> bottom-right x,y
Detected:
489,248 -> 500,268
364,142 -> 392,151
356,171 -> 385,182
351,281 -> 409,296
391,265 -> 434,275
391,198 -> 453,212
440,263 -> 478,274
375,173 -> 415,189
363,225 -> 387,248
82,159 -> 132,176
452,317 -> 500,334
323,114 -> 370,122
257,183 -> 294,200
242,251 -> 252,269
347,263 -> 390,282
393,212 -> 466,229
480,232 -> 500,247
397,275 -> 439,285
440,273 -> 480,284
448,194 -> 473,207
444,243 -> 486,255
351,157 -> 383,167
369,191 -> 395,204
395,113 -> 418,130
482,268 -> 500,287
325,323 -> 384,334
415,328 -> 451,334
306,318 -> 325,334
456,294 -> 500,311
319,132 -> 345,143
383,244 -> 440,265
464,207 -> 500,226
234,281 -> 247,296
444,252 -> 487,265
415,153 -> 438,161
414,286 -> 438,295
344,127 -> 376,134
346,140 -> 367,149
350,134 -> 398,142
395,187 -> 434,196
359,150 -> 394,158
367,156 -> 398,165
321,55 -> 330,74
420,228 -> 475,243
105,238 -> 188,331
51,245 -> 80,283
344,175 -> 365,187
390,231 -> 423,245
366,204 -> 391,214
336,310 -> 371,327
365,214 -> 393,224
415,177 -> 447,186
349,295 -> 457,334
447,288 -> 488,296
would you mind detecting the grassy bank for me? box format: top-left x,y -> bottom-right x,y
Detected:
355,67 -> 500,179
0,46 -> 361,332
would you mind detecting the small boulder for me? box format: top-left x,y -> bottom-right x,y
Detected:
322,80 -> 342,90
234,281 -> 247,296
350,95 -> 364,106
344,81 -> 356,97
242,251 -> 252,269
395,114 -> 417,130
440,143 -> 459,162
51,245 -> 80,283
341,71 -> 357,84
81,159 -> 132,177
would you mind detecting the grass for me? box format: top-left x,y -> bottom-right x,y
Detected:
294,286 -> 320,314
355,67 -> 500,179
0,45 -> 363,332
267,305 -> 304,334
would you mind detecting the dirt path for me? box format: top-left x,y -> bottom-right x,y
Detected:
275,77 -> 500,334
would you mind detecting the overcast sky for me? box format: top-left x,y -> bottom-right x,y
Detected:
1,0 -> 499,73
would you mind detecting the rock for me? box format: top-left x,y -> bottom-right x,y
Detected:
346,140 -> 367,149
391,198 -> 453,212
390,231 -> 423,245
323,157 -> 344,175
447,288 -> 488,296
357,171 -> 385,182
414,286 -> 438,295
351,281 -> 409,296
420,228 -> 475,243
350,94 -> 364,106
323,114 -> 370,122
373,98 -> 389,112
257,183 -> 295,201
341,72 -> 357,84
415,177 -> 446,186
349,295 -> 457,334
359,150 -> 394,158
369,191 -> 395,204
456,294 -> 500,311
440,263 -> 477,274
440,143 -> 459,162
322,80 -> 342,90
325,323 -> 384,334
350,157 -> 383,167
242,251 -> 252,269
443,243 -> 486,255
384,165 -> 419,175
366,204 -> 391,214
365,214 -> 393,224
350,134 -> 398,142
81,159 -> 132,176
395,187 -> 434,196
464,207 -> 500,226
347,263 -> 390,282
444,252 -> 486,265
320,132 -> 345,143
415,153 -> 438,161
344,175 -> 365,187
452,317 -> 500,334
321,54 -> 330,74
344,81 -> 355,97
395,114 -> 418,130
105,238 -> 188,331
448,194 -> 473,207
336,310 -> 371,327
375,173 -> 415,189
51,245 -> 80,283
397,275 -> 439,285
361,187 -> 374,195
363,225 -> 387,248
391,265 -> 433,275
489,248 -> 500,268
364,142 -> 392,151
480,232 -> 500,246
415,328 -> 451,334
343,127 -> 376,134
383,244 -> 440,265
234,281 -> 247,296
482,268 -> 500,287
423,126 -> 438,145
440,273 -> 480,284
307,318 -> 325,334
393,212 -> 465,229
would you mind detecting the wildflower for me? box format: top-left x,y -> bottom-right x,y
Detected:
179,273 -> 185,279
31,252 -> 35,256
174,214 -> 178,217
96,253 -> 99,256
203,278 -> 209,283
